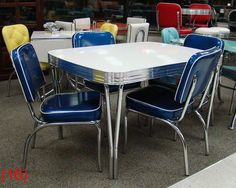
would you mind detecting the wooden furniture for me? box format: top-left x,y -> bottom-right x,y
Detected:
0,0 -> 43,81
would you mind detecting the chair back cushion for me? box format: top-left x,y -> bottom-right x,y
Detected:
2,24 -> 29,53
11,43 -> 45,103
189,4 -> 212,25
161,27 -> 180,44
175,47 -> 222,103
127,23 -> 149,43
156,3 -> 182,28
100,23 -> 118,38
72,31 -> 115,48
184,34 -> 224,50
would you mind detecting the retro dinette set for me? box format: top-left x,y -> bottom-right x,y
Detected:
2,2 -> 236,180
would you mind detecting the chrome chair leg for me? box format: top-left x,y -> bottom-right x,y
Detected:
173,122 -> 178,141
58,127 -> 63,139
123,110 -> 128,154
7,70 -> 15,97
229,83 -> 236,115
194,110 -> 209,155
95,122 -> 102,172
31,122 -> 38,149
149,117 -> 154,137
229,111 -> 236,130
163,120 -> 189,176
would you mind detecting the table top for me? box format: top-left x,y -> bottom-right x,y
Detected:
182,8 -> 212,15
48,42 -> 201,85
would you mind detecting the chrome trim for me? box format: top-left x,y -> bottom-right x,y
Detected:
182,8 -> 212,15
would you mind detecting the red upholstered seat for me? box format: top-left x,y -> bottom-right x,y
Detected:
189,3 -> 212,28
156,3 -> 192,37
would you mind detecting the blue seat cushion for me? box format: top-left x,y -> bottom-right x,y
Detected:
126,86 -> 192,121
41,91 -> 101,123
84,80 -> 141,93
221,65 -> 236,81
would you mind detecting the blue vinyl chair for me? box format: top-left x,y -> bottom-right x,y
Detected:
124,47 -> 222,175
72,31 -> 141,93
11,43 -> 103,172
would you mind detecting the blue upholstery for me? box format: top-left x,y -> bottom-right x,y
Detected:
72,31 -> 141,93
127,86 -> 193,121
184,34 -> 224,51
161,27 -> 180,44
72,31 -> 115,48
41,92 -> 101,123
127,47 -> 222,120
11,42 -> 45,103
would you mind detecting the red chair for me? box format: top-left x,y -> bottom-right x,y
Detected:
156,3 -> 192,37
189,4 -> 212,28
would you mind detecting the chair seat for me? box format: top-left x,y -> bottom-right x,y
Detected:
126,86 -> 193,121
222,66 -> 236,81
84,80 -> 141,93
179,27 -> 193,36
41,91 -> 101,123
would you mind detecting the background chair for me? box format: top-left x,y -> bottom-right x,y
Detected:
2,24 -> 50,96
72,31 -> 141,93
126,17 -> 146,24
55,20 -> 75,31
218,39 -> 236,115
11,43 -> 102,172
188,4 -> 212,28
161,27 -> 180,44
73,17 -> 91,31
156,2 -> 192,37
100,23 -> 118,39
124,47 -> 222,175
126,23 -> 149,43
228,10 -> 236,31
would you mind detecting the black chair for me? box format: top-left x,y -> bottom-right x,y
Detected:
11,43 -> 103,172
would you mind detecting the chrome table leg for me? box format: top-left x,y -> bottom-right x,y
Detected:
114,85 -> 124,179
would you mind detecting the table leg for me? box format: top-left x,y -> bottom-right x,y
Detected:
114,85 -> 124,179
104,85 -> 114,179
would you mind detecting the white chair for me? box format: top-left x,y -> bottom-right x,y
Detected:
126,17 -> 146,24
127,23 -> 149,43
55,21 -> 75,31
73,17 -> 91,31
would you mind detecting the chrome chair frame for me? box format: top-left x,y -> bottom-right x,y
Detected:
124,48 -> 222,176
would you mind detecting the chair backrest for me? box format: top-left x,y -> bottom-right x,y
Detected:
2,24 -> 30,53
72,31 -> 115,48
10,43 -> 46,103
161,27 -> 180,44
127,23 -> 149,43
55,21 -> 75,31
100,23 -> 118,38
175,47 -> 222,103
183,34 -> 224,50
127,17 -> 147,24
73,17 -> 91,31
156,3 -> 182,29
189,4 -> 212,25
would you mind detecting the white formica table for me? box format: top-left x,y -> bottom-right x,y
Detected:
48,42 -> 201,179
31,31 -> 75,62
